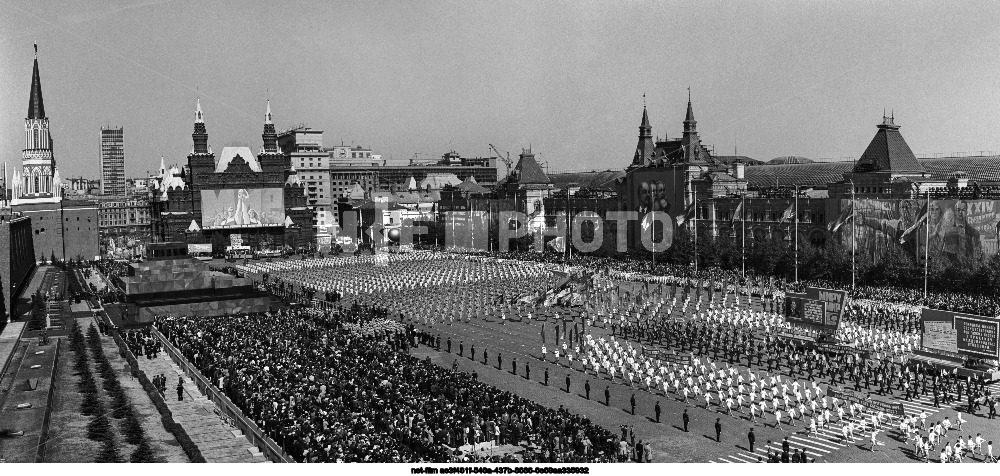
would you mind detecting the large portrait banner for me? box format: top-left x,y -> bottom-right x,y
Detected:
201,188 -> 285,229
841,198 -> 1000,263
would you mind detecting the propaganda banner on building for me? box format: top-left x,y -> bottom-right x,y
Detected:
837,198 -> 1000,262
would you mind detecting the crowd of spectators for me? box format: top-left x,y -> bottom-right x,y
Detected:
155,304 -> 622,463
92,259 -> 130,303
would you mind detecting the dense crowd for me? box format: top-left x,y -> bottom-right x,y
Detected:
155,304 -> 622,463
92,259 -> 130,303
120,326 -> 163,360
134,248 -> 1000,464
457,251 -> 1000,317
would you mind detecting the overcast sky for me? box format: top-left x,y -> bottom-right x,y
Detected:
2,0 -> 999,180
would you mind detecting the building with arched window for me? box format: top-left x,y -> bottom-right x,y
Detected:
149,100 -> 314,255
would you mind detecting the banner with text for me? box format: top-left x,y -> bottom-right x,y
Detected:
828,387 -> 904,417
921,308 -> 999,359
783,287 -> 846,330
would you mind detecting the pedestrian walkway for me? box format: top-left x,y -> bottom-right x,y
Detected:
131,352 -> 268,463
0,322 -> 26,379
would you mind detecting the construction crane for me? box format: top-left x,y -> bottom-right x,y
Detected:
489,144 -> 514,180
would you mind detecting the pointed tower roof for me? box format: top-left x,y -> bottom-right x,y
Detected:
28,43 -> 45,119
853,116 -> 924,174
261,100 -> 277,153
633,104 -> 655,167
683,89 -> 696,132
685,93 -> 695,123
511,148 -> 551,185
456,175 -> 489,194
192,99 -> 209,154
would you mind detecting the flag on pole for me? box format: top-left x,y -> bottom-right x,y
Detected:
675,202 -> 696,227
827,203 -> 854,234
778,203 -> 795,224
731,200 -> 744,224
899,202 -> 929,244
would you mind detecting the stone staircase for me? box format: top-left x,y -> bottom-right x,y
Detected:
134,352 -> 269,463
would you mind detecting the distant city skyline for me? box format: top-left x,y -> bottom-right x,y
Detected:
2,1 -> 999,180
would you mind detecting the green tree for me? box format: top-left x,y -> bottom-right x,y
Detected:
94,435 -> 121,463
120,410 -> 145,445
130,438 -> 157,463
87,413 -> 112,441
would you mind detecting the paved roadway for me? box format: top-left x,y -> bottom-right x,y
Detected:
379,285 -> 1000,464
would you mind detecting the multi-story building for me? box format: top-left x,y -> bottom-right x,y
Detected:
100,127 -> 125,196
150,100 -> 313,254
327,151 -> 499,232
64,177 -> 100,195
277,127 -> 333,231
0,211 -> 35,324
602,97 -> 1000,265
98,196 -> 152,259
328,143 -> 378,165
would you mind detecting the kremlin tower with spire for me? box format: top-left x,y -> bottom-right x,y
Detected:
9,44 -> 100,262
